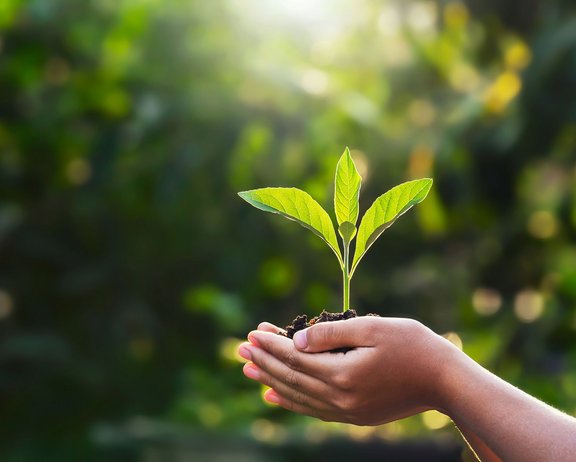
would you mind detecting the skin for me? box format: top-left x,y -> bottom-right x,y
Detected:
237,317 -> 576,462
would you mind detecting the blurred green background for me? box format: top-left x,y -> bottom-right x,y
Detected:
1,0 -> 576,460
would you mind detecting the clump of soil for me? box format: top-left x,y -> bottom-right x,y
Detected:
279,309 -> 379,353
280,309 -> 359,339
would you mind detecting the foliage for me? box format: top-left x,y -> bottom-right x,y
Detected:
239,148 -> 431,311
0,0 -> 576,460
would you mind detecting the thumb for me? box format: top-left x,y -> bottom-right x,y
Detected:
293,318 -> 373,352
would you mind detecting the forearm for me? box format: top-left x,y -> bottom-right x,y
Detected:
438,346 -> 576,461
245,319 -> 575,461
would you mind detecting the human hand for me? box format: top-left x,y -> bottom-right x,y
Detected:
238,316 -> 459,426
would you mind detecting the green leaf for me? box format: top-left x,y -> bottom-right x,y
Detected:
351,178 -> 433,275
238,187 -> 343,265
334,147 -> 362,231
338,221 -> 357,245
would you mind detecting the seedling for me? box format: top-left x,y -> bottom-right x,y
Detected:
238,148 -> 432,312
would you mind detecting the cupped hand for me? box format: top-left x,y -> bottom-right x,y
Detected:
238,316 -> 458,426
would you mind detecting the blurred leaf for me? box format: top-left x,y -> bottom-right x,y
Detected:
184,285 -> 246,331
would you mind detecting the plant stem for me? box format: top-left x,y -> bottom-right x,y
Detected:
343,243 -> 350,311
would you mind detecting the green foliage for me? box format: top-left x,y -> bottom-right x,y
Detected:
352,179 -> 433,275
335,147 -> 362,236
239,150 -> 432,311
238,188 -> 343,264
1,0 -> 576,459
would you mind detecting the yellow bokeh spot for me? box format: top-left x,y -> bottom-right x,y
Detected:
219,337 -> 245,363
422,410 -> 451,430
251,419 -> 287,443
347,425 -> 376,441
514,289 -> 545,323
443,332 -> 463,350
505,41 -> 532,71
376,421 -> 403,441
101,89 -> 130,117
444,2 -> 469,29
66,158 -> 92,185
408,144 -> 434,177
407,2 -> 438,34
484,72 -> 522,114
198,402 -> 223,428
449,63 -> 481,93
527,210 -> 558,239
472,287 -> 502,316
382,37 -> 413,67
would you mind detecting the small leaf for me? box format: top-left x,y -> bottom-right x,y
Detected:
351,178 -> 433,275
238,187 -> 343,265
334,147 -> 362,227
338,221 -> 357,245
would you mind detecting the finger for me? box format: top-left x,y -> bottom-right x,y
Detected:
264,389 -> 343,423
243,362 -> 333,413
245,341 -> 330,402
239,341 -> 330,400
293,317 -> 379,353
257,322 -> 286,335
247,330 -> 340,378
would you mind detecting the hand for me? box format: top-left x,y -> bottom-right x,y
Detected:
238,316 -> 458,426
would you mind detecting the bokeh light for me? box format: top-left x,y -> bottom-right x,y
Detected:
2,0 -> 576,459
514,289 -> 545,323
422,410 -> 451,430
472,288 -> 502,316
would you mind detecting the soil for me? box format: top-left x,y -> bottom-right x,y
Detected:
279,309 -> 380,353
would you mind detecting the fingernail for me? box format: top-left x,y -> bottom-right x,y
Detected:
264,390 -> 280,404
238,345 -> 252,361
243,364 -> 260,380
293,330 -> 308,350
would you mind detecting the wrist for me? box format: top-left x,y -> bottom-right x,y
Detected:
428,335 -> 470,416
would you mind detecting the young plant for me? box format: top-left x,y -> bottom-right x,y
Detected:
238,148 -> 432,312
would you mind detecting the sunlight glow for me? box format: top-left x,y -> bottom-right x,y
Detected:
378,6 -> 401,36
300,68 -> 329,95
228,0 -> 362,40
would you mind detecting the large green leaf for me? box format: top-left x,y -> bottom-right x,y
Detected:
334,147 -> 362,233
238,187 -> 343,265
351,178 -> 433,275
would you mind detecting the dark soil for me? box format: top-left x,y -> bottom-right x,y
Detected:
280,309 -> 358,339
279,309 -> 379,353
